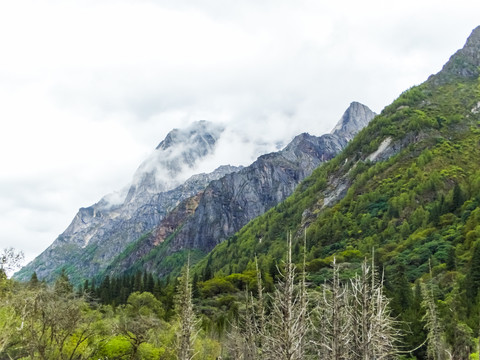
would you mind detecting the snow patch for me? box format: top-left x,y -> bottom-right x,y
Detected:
367,137 -> 392,162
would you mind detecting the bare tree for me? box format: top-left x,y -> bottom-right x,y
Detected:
176,255 -> 197,360
349,254 -> 400,360
421,264 -> 450,360
225,256 -> 266,360
263,234 -> 309,360
313,257 -> 351,360
0,247 -> 24,277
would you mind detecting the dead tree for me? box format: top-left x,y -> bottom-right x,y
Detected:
349,255 -> 400,360
176,256 -> 197,360
421,263 -> 450,360
263,234 -> 309,360
313,257 -> 352,360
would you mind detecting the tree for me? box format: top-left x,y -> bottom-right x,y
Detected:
176,256 -> 196,360
116,291 -> 164,360
466,242 -> 480,302
421,263 -> 450,360
263,234 -> 309,360
314,257 -> 351,360
349,254 -> 400,360
0,247 -> 24,277
225,257 -> 265,360
54,268 -> 73,295
11,285 -> 98,360
29,272 -> 39,288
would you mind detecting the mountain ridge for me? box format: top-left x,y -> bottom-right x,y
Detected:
190,25 -> 480,294
15,103 -> 375,283
99,102 -> 375,279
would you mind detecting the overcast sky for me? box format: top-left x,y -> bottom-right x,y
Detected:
1,0 -> 480,267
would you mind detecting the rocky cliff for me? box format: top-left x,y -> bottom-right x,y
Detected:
16,103 -> 375,283
102,102 -> 376,278
15,121 -> 238,283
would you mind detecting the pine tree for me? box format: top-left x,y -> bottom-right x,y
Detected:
466,243 -> 480,302
29,272 -> 39,288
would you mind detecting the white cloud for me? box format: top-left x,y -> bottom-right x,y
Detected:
1,0 -> 480,266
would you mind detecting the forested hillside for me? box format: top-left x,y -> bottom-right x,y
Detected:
189,25 -> 480,358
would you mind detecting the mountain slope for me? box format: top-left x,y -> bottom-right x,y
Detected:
15,121 -> 238,283
99,102 -> 376,279
192,26 -> 480,288
16,103 -> 375,283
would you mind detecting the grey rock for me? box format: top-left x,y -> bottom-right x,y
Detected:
331,102 -> 376,141
16,103 -> 376,282
15,122 -> 237,283
122,103 -> 376,277
429,25 -> 480,84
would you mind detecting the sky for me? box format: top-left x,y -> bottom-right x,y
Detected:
1,0 -> 480,268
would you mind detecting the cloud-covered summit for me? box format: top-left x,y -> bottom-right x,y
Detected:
2,0 -> 480,266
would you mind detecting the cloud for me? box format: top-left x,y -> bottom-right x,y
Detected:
2,0 -> 480,267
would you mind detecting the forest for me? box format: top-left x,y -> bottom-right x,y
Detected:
1,238 -> 461,360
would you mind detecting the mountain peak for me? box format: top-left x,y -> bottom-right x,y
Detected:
331,102 -> 376,141
430,25 -> 480,84
125,120 -> 225,206
156,120 -> 224,151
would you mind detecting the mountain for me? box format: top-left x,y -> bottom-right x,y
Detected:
181,26 -> 480,356
191,25 -> 480,317
15,121 -> 240,283
15,103 -> 375,283
99,102 -> 375,279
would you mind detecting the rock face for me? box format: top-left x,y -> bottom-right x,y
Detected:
331,101 -> 375,141
430,25 -> 480,84
16,103 -> 375,283
169,132 -> 349,252
103,102 -> 376,278
173,102 -> 375,252
15,121 -> 238,283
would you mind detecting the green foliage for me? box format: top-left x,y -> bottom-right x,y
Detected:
188,71 -> 480,358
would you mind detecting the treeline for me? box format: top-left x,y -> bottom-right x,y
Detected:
80,271 -> 178,319
4,240 -> 480,359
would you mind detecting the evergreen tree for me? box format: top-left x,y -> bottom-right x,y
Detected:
467,243 -> 480,300
389,263 -> 413,316
54,268 -> 73,295
203,255 -> 213,281
421,263 -> 450,360
451,183 -> 464,212
133,271 -> 143,293
29,272 -> 39,288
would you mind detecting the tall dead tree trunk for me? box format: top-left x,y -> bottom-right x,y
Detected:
314,257 -> 351,360
176,256 -> 196,360
263,233 -> 309,360
348,252 -> 400,360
